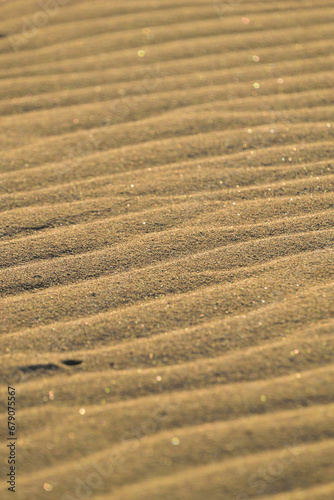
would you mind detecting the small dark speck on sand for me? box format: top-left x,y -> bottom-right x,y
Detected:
61,359 -> 83,366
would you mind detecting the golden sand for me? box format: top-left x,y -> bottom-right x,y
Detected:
0,1 -> 333,498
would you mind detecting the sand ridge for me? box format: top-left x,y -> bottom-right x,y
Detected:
0,0 -> 333,499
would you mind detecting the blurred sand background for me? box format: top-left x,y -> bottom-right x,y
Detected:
0,0 -> 333,498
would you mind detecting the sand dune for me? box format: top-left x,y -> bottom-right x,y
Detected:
0,1 -> 333,499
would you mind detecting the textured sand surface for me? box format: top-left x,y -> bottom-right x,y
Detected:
0,1 -> 333,499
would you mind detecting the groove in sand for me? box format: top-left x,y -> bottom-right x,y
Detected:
0,1 -> 333,499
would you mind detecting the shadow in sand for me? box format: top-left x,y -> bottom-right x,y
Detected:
18,363 -> 60,373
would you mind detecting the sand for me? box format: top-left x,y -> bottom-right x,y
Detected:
0,1 -> 333,499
